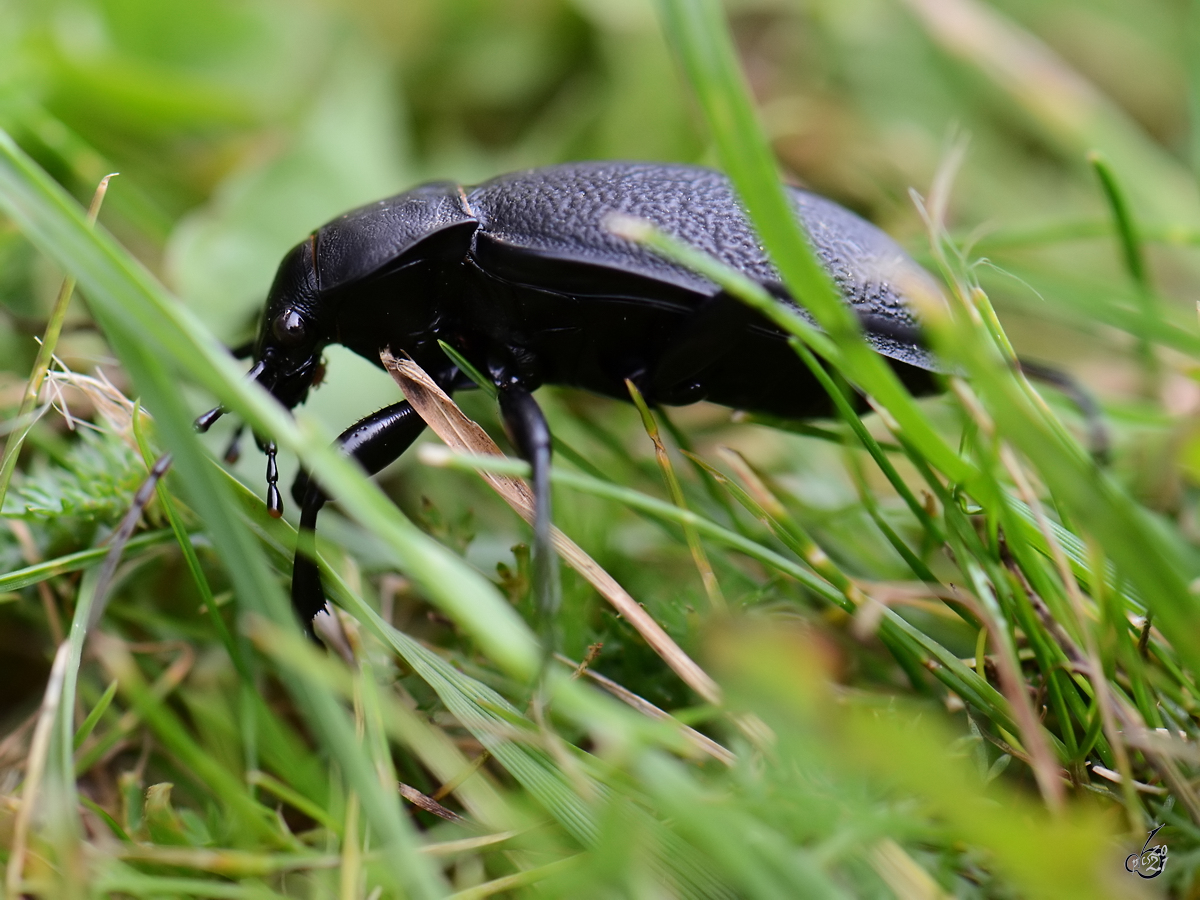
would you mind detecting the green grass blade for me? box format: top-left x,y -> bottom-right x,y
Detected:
654,0 -> 973,487
0,128 -> 451,899
428,448 -> 1025,735
0,174 -> 113,511
0,529 -> 177,592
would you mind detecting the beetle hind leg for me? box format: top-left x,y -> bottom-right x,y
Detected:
1017,359 -> 1110,463
496,384 -> 560,656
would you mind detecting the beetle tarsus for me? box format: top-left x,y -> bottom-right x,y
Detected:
1017,359 -> 1110,464
266,442 -> 283,517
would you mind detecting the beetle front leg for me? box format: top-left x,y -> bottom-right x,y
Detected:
292,400 -> 427,637
496,384 -> 561,651
291,467 -> 312,508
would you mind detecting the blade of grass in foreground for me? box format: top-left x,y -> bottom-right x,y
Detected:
656,0 -> 1200,697
655,0 -> 975,490
712,625 -> 1121,900
0,173 -> 113,511
278,568 -> 739,900
0,130 -> 448,899
927,256 -> 1200,678
0,530 -> 178,592
99,320 -> 443,897
215,443 -> 738,896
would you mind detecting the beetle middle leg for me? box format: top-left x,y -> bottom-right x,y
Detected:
292,400 -> 428,637
495,380 -> 561,652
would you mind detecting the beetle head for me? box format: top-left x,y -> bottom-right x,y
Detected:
250,235 -> 330,410
193,236 -> 333,517
195,237 -> 330,432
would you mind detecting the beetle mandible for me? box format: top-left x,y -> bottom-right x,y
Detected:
195,161 -> 941,637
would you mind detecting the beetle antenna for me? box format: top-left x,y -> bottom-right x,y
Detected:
265,441 -> 283,517
195,358 -> 274,433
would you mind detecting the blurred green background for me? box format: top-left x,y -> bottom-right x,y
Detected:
3,0 -> 1200,896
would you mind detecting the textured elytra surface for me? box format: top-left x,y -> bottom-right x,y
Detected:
468,162 -> 774,296
470,162 -> 938,369
311,161 -> 938,370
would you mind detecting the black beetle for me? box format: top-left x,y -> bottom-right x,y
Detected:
196,161 -> 940,635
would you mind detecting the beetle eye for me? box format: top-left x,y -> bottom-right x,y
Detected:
272,310 -> 307,346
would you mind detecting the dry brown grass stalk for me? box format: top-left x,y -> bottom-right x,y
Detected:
380,350 -> 722,705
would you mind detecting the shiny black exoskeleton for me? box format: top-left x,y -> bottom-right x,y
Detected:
196,161 -> 940,635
